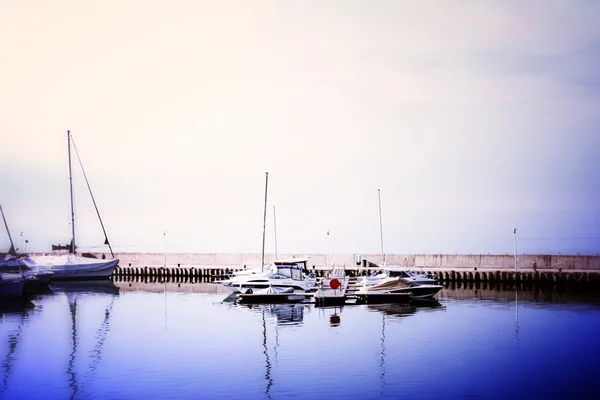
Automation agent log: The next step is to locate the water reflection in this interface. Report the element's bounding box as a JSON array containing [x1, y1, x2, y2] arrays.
[[1, 301, 35, 397], [238, 303, 305, 327], [0, 299, 35, 316], [0, 280, 119, 399], [49, 280, 120, 296], [439, 281, 600, 305], [261, 309, 273, 399], [1, 280, 600, 399], [366, 299, 445, 318], [51, 281, 115, 400]]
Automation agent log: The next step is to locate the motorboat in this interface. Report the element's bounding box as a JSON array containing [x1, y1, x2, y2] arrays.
[[237, 285, 309, 304], [214, 266, 264, 284], [355, 277, 443, 303], [221, 258, 316, 294], [359, 266, 438, 287], [385, 266, 438, 284]]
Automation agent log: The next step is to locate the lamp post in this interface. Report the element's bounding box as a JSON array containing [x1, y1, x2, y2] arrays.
[[273, 205, 278, 260], [513, 228, 517, 271], [325, 230, 330, 269], [163, 230, 167, 268]]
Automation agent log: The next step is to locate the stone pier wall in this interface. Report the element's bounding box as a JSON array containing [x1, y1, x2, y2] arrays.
[[104, 252, 600, 271]]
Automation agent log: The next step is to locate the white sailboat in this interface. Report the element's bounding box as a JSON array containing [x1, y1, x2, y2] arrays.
[[28, 131, 119, 279]]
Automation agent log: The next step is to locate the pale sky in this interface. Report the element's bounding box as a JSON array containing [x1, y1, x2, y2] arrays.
[[1, 0, 599, 255]]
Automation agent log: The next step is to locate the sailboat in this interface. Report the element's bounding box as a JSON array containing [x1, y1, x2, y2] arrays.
[[26, 131, 119, 280]]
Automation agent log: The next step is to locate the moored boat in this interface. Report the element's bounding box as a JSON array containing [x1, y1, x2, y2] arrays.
[[37, 131, 119, 280], [236, 285, 310, 304], [355, 277, 443, 303], [222, 258, 316, 294]]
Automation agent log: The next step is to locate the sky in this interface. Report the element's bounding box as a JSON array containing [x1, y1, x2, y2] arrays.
[[1, 0, 599, 256]]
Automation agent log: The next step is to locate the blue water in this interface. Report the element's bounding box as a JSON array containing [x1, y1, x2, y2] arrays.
[[1, 281, 600, 400]]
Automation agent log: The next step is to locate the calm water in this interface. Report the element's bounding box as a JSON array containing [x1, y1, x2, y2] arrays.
[[1, 281, 600, 400]]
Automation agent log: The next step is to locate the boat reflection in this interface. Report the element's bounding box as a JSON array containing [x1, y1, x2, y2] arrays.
[[49, 279, 120, 296], [365, 299, 445, 318], [237, 303, 305, 327], [0, 299, 35, 316]]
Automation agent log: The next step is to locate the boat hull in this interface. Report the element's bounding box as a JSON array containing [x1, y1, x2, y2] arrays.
[[404, 284, 444, 299], [237, 293, 309, 304], [0, 275, 25, 298], [223, 281, 315, 294], [355, 292, 412, 304]]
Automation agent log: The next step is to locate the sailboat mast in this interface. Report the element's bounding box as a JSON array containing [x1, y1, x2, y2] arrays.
[[68, 130, 76, 254], [378, 189, 385, 266], [1, 205, 23, 275], [0, 205, 16, 255], [261, 172, 269, 272]]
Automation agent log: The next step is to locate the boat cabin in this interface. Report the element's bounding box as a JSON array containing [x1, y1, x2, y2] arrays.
[[383, 266, 413, 279], [268, 259, 308, 281]]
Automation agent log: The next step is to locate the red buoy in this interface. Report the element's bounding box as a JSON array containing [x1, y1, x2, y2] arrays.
[[329, 278, 340, 290]]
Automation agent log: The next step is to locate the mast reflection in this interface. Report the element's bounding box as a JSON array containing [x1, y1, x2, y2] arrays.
[[1, 302, 34, 397], [51, 280, 119, 399]]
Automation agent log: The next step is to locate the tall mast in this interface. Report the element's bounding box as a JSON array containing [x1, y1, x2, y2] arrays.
[[378, 189, 385, 266], [68, 130, 76, 254], [0, 205, 16, 255], [1, 205, 23, 275], [261, 172, 269, 272]]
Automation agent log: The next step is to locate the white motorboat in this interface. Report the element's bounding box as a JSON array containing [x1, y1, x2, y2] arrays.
[[214, 266, 264, 284], [237, 285, 309, 303], [385, 266, 438, 284], [360, 266, 438, 287], [356, 277, 443, 303], [221, 258, 317, 294]]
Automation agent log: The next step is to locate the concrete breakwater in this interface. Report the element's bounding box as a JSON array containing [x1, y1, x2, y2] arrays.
[[107, 252, 600, 286], [111, 265, 600, 287], [106, 252, 600, 271]]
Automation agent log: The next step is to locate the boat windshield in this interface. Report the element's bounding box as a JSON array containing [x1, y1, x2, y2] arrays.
[[267, 272, 290, 279], [271, 262, 304, 280], [388, 269, 411, 278]]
